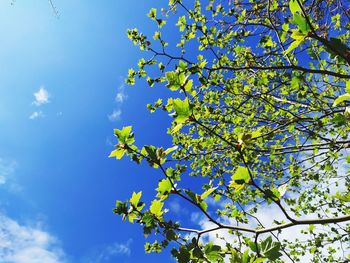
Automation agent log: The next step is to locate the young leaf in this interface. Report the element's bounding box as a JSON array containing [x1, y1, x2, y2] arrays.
[[200, 187, 217, 200], [346, 80, 350, 94], [147, 8, 157, 20], [284, 39, 302, 55], [173, 98, 191, 123], [231, 166, 250, 184], [292, 13, 310, 33], [166, 71, 181, 91], [289, 0, 302, 14], [165, 71, 188, 91], [130, 191, 142, 207], [156, 179, 173, 200], [171, 123, 183, 134], [229, 166, 250, 191], [114, 126, 134, 144], [333, 192, 350, 202], [284, 28, 309, 55], [109, 148, 126, 159], [333, 93, 350, 106], [150, 199, 164, 218], [164, 145, 178, 155]]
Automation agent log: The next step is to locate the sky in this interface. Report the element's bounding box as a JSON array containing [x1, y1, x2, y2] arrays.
[[2, 1, 347, 262], [0, 1, 178, 262]]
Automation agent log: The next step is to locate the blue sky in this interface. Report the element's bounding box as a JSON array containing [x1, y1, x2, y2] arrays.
[[0, 1, 178, 262]]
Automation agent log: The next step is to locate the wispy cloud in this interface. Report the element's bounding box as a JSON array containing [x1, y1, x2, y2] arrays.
[[108, 109, 122, 122], [29, 111, 44, 120], [0, 158, 16, 185], [108, 83, 127, 122], [193, 198, 349, 262], [115, 83, 127, 103], [115, 91, 126, 103], [96, 239, 132, 262], [0, 213, 66, 263], [33, 87, 50, 106]]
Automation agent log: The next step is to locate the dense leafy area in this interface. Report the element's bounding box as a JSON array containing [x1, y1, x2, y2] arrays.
[[111, 0, 350, 262]]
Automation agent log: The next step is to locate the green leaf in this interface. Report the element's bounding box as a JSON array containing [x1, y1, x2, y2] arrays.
[[130, 191, 142, 207], [292, 13, 310, 33], [147, 8, 157, 20], [142, 145, 157, 160], [127, 212, 138, 223], [173, 98, 191, 123], [252, 258, 265, 263], [229, 166, 250, 191], [176, 246, 191, 263], [346, 80, 350, 94], [333, 192, 350, 202], [251, 130, 262, 139], [109, 148, 126, 159], [284, 38, 303, 55], [114, 126, 134, 144], [333, 93, 350, 106], [284, 28, 308, 56], [204, 242, 222, 262], [166, 72, 179, 91], [290, 29, 307, 41], [346, 156, 350, 163], [332, 114, 346, 127], [178, 60, 187, 70], [114, 200, 128, 215], [184, 79, 193, 92], [150, 199, 164, 218], [201, 187, 217, 200], [199, 201, 208, 211], [244, 237, 258, 253], [164, 145, 178, 155], [156, 179, 173, 199], [171, 123, 183, 134], [165, 71, 188, 91], [241, 249, 250, 263], [289, 0, 302, 15], [176, 16, 186, 32], [259, 236, 282, 260], [231, 166, 250, 184]]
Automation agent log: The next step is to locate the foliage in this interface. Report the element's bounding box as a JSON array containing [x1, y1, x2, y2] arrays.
[[111, 0, 350, 262]]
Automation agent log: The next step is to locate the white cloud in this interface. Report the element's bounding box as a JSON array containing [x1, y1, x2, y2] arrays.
[[107, 83, 127, 121], [194, 200, 349, 262], [33, 87, 50, 106], [0, 159, 16, 185], [115, 92, 126, 103], [108, 109, 122, 122], [96, 239, 132, 262], [115, 84, 127, 103], [0, 213, 66, 263], [29, 111, 44, 120]]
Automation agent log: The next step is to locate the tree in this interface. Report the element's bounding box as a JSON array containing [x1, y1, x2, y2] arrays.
[[110, 0, 350, 262]]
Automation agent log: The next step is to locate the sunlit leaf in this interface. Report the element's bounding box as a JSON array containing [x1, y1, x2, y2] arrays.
[[150, 199, 164, 218], [333, 93, 350, 106], [109, 148, 126, 159], [289, 0, 302, 14]]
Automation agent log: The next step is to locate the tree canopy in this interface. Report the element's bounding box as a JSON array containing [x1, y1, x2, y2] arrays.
[[110, 0, 350, 262]]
